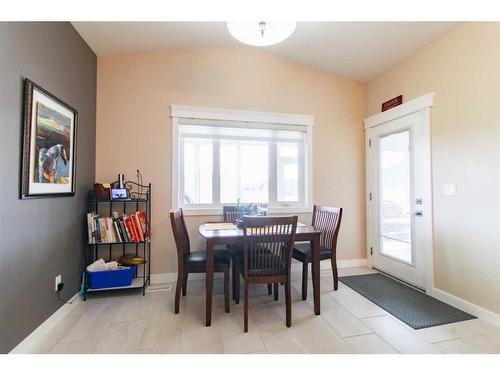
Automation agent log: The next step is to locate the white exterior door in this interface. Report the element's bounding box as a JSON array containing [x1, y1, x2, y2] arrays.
[[365, 97, 433, 290]]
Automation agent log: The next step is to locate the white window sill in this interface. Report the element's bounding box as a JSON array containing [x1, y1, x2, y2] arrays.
[[180, 206, 313, 217]]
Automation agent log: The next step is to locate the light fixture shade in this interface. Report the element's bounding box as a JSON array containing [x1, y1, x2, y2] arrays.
[[227, 22, 297, 47]]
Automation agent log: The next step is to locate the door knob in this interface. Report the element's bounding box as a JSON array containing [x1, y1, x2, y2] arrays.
[[414, 211, 423, 216]]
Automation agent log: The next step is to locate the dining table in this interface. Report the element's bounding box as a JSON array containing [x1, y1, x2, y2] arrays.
[[198, 222, 323, 326]]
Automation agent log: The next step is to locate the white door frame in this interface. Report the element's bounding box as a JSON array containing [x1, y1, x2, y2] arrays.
[[364, 93, 435, 291]]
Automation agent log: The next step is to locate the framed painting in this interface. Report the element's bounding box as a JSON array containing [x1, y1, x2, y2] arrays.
[[20, 79, 78, 198]]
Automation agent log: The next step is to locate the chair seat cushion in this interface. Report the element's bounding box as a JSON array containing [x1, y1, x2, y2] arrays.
[[292, 242, 332, 261], [184, 249, 230, 268]]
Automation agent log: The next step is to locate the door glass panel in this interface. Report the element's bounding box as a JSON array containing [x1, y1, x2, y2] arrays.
[[379, 130, 412, 263]]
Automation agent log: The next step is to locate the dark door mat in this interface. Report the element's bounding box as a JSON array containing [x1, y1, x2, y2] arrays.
[[339, 273, 476, 329]]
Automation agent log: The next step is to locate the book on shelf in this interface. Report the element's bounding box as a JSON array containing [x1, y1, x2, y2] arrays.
[[133, 214, 144, 242], [112, 212, 129, 242], [103, 217, 112, 243], [113, 220, 122, 243], [124, 215, 138, 242], [99, 217, 107, 243], [86, 213, 98, 244], [120, 217, 130, 242], [136, 211, 149, 238], [87, 210, 149, 244]]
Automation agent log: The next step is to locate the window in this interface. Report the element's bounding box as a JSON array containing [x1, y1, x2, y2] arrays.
[[171, 106, 313, 214], [183, 138, 213, 204], [219, 140, 269, 204]]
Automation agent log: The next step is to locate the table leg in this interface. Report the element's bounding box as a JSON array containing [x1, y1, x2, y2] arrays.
[[206, 239, 214, 326], [311, 234, 321, 315]]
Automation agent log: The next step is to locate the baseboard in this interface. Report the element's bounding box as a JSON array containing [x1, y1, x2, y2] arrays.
[[9, 293, 81, 354], [150, 272, 211, 284], [337, 258, 368, 268], [428, 287, 500, 327], [150, 258, 368, 285]]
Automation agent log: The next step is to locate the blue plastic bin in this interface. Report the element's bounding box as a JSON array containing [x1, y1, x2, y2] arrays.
[[87, 265, 136, 289]]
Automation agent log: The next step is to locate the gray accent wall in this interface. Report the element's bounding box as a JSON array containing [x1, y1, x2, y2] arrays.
[[0, 22, 96, 353]]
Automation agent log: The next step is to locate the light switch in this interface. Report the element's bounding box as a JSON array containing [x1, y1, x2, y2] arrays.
[[443, 183, 457, 196]]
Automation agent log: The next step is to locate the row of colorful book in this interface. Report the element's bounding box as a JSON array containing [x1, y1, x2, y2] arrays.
[[87, 211, 149, 244]]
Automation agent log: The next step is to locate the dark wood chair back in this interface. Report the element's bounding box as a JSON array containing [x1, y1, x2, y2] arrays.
[[241, 216, 298, 277], [170, 208, 190, 269], [312, 205, 343, 251], [223, 205, 243, 222]]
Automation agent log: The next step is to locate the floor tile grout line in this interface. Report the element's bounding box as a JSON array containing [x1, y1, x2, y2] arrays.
[[250, 308, 269, 355], [327, 288, 388, 319], [338, 331, 376, 339], [431, 336, 491, 354], [93, 309, 122, 354], [319, 292, 383, 336], [316, 314, 360, 354], [49, 303, 107, 351], [34, 268, 499, 354], [52, 315, 84, 353], [431, 324, 499, 353], [341, 332, 399, 354], [315, 302, 366, 341], [372, 332, 401, 354], [430, 337, 467, 345], [362, 315, 447, 353]]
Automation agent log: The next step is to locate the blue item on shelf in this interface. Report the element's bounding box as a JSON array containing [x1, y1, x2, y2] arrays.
[[87, 265, 136, 289]]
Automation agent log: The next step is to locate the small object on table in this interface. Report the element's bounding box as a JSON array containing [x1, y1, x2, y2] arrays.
[[235, 216, 258, 228]]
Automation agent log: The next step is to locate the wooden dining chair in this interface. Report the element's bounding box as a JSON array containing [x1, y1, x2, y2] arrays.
[[223, 205, 243, 223], [170, 208, 230, 314], [232, 216, 298, 332], [293, 205, 343, 300], [222, 205, 245, 298], [223, 205, 275, 298]]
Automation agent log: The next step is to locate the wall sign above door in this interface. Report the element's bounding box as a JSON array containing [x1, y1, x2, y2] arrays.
[[381, 95, 403, 112]]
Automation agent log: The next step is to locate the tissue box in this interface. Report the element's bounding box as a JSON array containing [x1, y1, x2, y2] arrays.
[[87, 265, 136, 289]]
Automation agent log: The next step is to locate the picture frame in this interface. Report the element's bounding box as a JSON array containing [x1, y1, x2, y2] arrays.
[[20, 79, 78, 198]]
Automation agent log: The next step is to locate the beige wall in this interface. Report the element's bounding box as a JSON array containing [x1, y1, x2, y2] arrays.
[[365, 23, 500, 314], [96, 46, 365, 275]]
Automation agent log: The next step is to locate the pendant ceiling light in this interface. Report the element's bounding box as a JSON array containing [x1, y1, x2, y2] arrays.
[[227, 21, 297, 47]]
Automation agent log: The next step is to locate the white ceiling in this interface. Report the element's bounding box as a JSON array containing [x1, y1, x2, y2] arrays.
[[72, 22, 457, 83]]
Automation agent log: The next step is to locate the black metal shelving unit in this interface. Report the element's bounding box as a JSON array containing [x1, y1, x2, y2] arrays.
[[83, 181, 152, 300]]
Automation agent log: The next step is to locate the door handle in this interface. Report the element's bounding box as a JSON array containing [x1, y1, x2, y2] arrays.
[[414, 210, 423, 217]]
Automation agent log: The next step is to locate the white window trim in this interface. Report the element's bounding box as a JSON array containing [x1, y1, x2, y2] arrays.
[[171, 104, 314, 216]]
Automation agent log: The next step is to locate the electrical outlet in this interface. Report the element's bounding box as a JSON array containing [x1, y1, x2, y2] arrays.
[[443, 183, 457, 196], [55, 275, 62, 292]]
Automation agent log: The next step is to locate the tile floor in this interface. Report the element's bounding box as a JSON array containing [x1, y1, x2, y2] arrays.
[[29, 267, 500, 354]]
